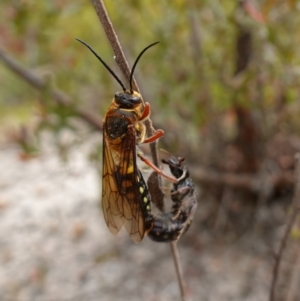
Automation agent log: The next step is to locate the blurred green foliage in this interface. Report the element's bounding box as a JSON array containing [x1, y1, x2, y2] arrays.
[[1, 0, 300, 156]]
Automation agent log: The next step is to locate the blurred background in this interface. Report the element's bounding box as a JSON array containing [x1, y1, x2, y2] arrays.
[[1, 0, 300, 300]]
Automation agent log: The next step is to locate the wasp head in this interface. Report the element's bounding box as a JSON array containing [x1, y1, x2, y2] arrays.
[[114, 90, 142, 109]]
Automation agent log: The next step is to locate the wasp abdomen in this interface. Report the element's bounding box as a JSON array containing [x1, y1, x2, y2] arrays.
[[136, 170, 153, 230], [148, 213, 183, 242]]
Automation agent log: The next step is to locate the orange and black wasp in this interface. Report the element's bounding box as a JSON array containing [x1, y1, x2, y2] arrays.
[[76, 38, 177, 243]]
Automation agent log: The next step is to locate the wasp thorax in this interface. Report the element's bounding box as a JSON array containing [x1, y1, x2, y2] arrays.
[[114, 91, 142, 109]]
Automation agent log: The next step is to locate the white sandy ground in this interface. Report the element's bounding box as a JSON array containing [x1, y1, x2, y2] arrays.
[[0, 138, 291, 301]]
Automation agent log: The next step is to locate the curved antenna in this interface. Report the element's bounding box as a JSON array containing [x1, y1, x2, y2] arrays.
[[129, 41, 159, 93], [76, 38, 126, 92]]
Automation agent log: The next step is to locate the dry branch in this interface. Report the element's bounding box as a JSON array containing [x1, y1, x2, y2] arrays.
[[90, 0, 137, 91], [191, 167, 294, 195], [286, 249, 300, 301], [0, 47, 103, 131], [269, 154, 300, 301], [171, 241, 189, 301]]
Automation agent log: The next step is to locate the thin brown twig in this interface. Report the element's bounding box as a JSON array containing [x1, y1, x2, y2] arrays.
[[171, 242, 189, 301], [0, 47, 103, 131], [190, 167, 294, 194], [90, 0, 187, 300], [90, 0, 137, 91], [269, 153, 300, 301], [286, 247, 300, 301]]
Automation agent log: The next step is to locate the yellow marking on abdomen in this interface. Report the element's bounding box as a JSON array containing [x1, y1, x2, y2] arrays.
[[127, 165, 134, 174]]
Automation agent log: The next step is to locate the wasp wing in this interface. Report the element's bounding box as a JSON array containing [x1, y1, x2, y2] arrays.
[[101, 125, 147, 243]]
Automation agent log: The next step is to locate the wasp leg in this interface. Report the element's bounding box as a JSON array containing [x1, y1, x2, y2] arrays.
[[170, 186, 193, 220], [137, 152, 178, 183], [175, 167, 189, 183], [176, 218, 193, 238], [139, 102, 151, 121], [142, 129, 164, 144], [171, 186, 191, 202]]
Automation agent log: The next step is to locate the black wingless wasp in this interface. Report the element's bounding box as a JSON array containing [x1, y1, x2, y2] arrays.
[[76, 39, 197, 243], [148, 157, 197, 242]]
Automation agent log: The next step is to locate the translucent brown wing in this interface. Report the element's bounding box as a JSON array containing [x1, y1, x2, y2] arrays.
[[101, 125, 148, 243]]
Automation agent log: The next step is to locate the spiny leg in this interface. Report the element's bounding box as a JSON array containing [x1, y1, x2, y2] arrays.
[[138, 103, 174, 182], [142, 129, 164, 144], [137, 152, 178, 183], [139, 102, 151, 121]]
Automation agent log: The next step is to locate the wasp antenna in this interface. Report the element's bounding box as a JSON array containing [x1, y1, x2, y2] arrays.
[[129, 41, 159, 94], [76, 38, 126, 92]]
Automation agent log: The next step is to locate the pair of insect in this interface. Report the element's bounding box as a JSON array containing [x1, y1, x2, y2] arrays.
[[77, 38, 197, 243]]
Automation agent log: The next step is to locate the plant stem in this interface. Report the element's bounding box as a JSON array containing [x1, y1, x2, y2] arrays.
[[0, 47, 103, 131], [171, 242, 189, 301], [269, 153, 300, 301]]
